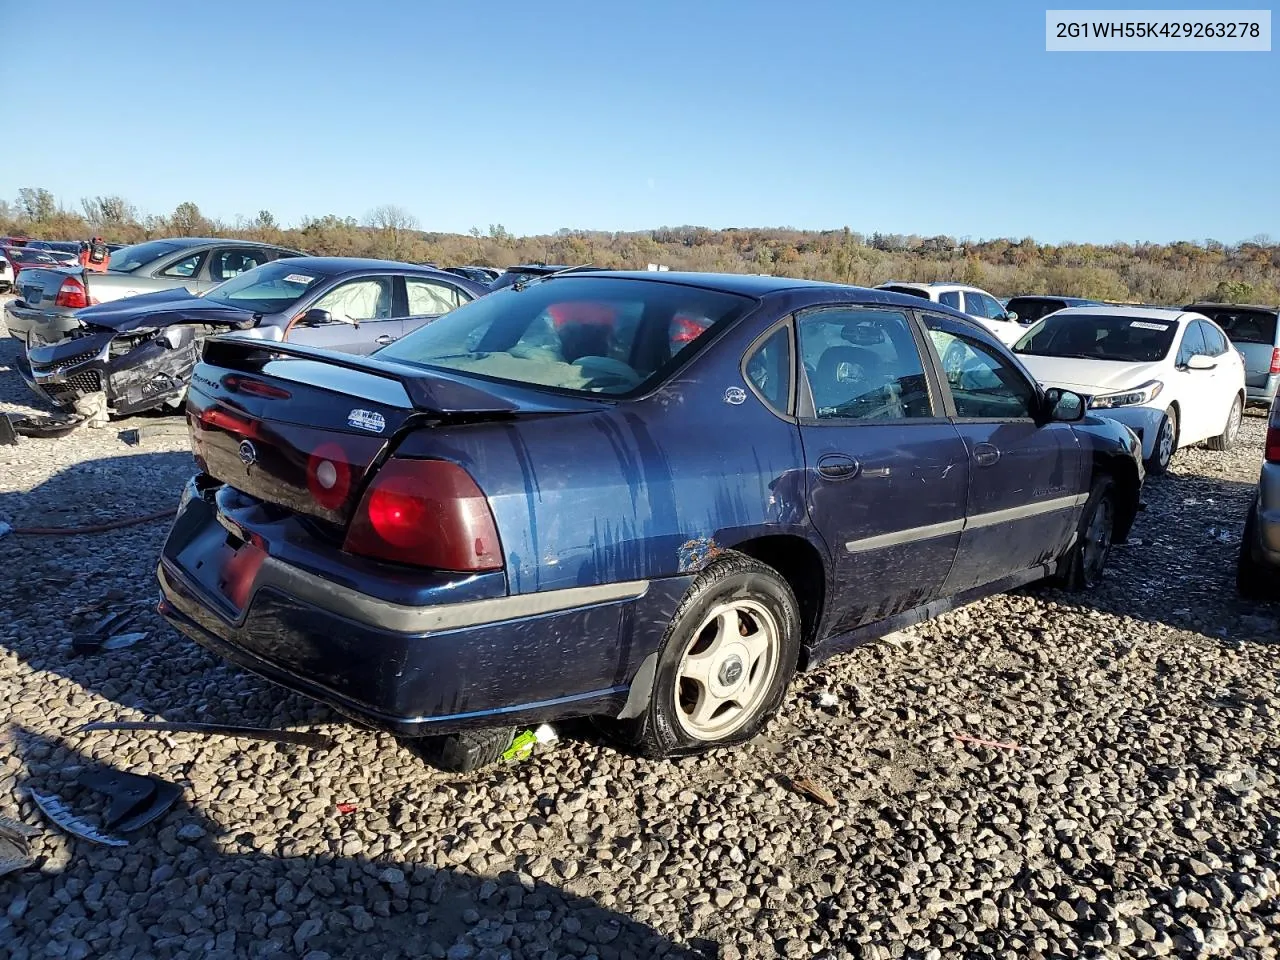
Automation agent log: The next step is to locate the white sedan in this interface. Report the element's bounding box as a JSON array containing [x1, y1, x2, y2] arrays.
[[1013, 306, 1246, 473]]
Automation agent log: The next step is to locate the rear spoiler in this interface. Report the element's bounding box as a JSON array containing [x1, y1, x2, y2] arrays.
[[199, 335, 598, 417]]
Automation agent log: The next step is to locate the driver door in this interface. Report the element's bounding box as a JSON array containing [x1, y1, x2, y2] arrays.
[[286, 276, 401, 354], [922, 313, 1086, 592]]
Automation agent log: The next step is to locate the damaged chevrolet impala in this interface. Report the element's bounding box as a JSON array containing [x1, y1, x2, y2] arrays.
[[157, 272, 1144, 768], [19, 258, 487, 419]]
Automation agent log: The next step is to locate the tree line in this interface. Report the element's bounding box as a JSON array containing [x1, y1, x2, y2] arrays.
[[3, 187, 1277, 305]]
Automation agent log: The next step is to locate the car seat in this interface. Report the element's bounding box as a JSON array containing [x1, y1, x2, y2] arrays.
[[814, 346, 883, 411]]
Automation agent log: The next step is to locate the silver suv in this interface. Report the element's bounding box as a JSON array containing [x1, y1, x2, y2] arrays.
[[1238, 392, 1280, 599]]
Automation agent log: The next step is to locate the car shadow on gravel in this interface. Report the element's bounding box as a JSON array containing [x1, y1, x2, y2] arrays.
[[1031, 468, 1278, 640], [3, 727, 713, 959]]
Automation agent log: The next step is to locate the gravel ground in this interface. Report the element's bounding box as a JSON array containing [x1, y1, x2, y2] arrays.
[[1, 300, 1277, 960]]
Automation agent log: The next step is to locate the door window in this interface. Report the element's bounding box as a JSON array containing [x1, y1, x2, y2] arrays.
[[1197, 321, 1228, 357], [211, 248, 269, 282], [405, 277, 469, 315], [1176, 322, 1208, 366], [159, 252, 205, 279], [797, 307, 934, 420], [745, 325, 792, 415], [938, 291, 961, 310], [927, 326, 1036, 419], [311, 277, 395, 323]]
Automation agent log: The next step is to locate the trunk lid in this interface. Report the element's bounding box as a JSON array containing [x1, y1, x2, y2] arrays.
[[18, 267, 84, 310], [188, 336, 596, 524]]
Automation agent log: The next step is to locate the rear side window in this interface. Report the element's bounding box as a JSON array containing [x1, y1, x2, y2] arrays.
[[160, 252, 205, 279], [938, 291, 961, 309], [379, 276, 753, 396], [745, 325, 792, 415], [211, 248, 269, 282], [406, 277, 469, 315], [797, 307, 934, 420], [1198, 309, 1278, 346]]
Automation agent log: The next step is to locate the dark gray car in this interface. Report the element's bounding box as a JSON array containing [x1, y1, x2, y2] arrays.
[[19, 257, 487, 417], [4, 237, 304, 343]]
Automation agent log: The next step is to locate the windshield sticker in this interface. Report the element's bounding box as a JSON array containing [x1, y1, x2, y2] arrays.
[[283, 273, 315, 285], [1130, 321, 1170, 331], [347, 409, 385, 433]]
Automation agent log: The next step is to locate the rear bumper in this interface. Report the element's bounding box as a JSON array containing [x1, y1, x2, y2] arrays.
[[157, 479, 676, 735], [1245, 375, 1279, 406], [2, 299, 80, 342]]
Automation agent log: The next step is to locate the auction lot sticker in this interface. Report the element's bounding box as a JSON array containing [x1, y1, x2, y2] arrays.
[[1046, 9, 1271, 50]]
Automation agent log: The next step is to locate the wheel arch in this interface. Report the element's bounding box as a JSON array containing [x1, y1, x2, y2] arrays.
[[728, 533, 829, 670], [1093, 452, 1142, 542]]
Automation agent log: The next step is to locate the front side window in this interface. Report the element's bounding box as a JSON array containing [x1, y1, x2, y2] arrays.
[[1197, 321, 1228, 356], [966, 292, 1004, 319], [378, 276, 753, 396], [1176, 322, 1208, 366], [160, 252, 205, 279], [1016, 313, 1179, 363], [406, 277, 469, 315], [928, 324, 1035, 419], [745, 325, 792, 415], [311, 277, 395, 323], [938, 291, 961, 309], [798, 307, 934, 420]]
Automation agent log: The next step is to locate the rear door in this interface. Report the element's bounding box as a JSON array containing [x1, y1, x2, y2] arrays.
[[401, 275, 473, 338], [922, 313, 1085, 593], [286, 275, 401, 354], [795, 303, 969, 634], [1196, 319, 1240, 433]]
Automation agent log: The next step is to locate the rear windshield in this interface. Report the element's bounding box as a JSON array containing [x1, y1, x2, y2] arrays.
[[107, 240, 185, 273], [1194, 308, 1278, 345], [202, 261, 328, 313], [1007, 298, 1066, 325], [1014, 313, 1179, 363], [379, 275, 755, 396]]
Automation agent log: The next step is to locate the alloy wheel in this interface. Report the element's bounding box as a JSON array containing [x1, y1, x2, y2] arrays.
[[673, 599, 781, 741], [1081, 497, 1114, 585]]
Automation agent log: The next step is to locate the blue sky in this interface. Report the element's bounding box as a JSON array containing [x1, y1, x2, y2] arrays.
[[3, 1, 1276, 242]]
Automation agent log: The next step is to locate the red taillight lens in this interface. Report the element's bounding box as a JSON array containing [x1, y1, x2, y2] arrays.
[[344, 459, 502, 571], [1270, 347, 1280, 376], [307, 441, 354, 511], [1266, 409, 1280, 463], [223, 374, 292, 399], [54, 277, 88, 309]]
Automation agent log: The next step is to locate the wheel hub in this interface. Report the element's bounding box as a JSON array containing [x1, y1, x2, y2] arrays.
[[716, 651, 745, 690]]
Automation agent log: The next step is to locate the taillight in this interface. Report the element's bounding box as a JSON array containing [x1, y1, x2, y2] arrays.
[[1267, 408, 1280, 463], [343, 459, 502, 571], [54, 277, 88, 309], [1270, 347, 1280, 376]]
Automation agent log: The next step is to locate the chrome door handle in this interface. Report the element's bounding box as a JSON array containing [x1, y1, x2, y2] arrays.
[[973, 443, 1000, 467], [375, 334, 396, 345]]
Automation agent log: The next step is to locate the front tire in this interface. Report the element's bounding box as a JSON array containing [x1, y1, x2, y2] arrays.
[[1054, 477, 1116, 590], [1208, 395, 1243, 452], [610, 552, 801, 759], [1145, 408, 1178, 475]]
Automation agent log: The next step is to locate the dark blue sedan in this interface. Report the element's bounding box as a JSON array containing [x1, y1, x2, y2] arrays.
[[157, 272, 1144, 762]]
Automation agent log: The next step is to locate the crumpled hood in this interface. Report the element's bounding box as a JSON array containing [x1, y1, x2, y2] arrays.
[[74, 293, 257, 333], [28, 330, 115, 367], [1016, 355, 1164, 395]]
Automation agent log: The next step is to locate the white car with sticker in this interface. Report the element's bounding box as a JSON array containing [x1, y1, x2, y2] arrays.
[[1013, 305, 1246, 474]]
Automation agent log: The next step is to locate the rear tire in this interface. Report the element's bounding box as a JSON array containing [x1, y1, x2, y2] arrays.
[[1237, 496, 1275, 601], [1145, 408, 1177, 475], [403, 727, 516, 773], [1053, 477, 1116, 591], [1208, 395, 1243, 452], [606, 551, 801, 759]]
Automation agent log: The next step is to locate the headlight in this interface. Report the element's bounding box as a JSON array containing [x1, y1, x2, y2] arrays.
[[1088, 380, 1164, 409]]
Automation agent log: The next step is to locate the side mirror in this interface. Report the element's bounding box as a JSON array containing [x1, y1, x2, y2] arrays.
[[1005, 311, 1018, 323], [1044, 387, 1086, 423], [1186, 353, 1217, 371], [298, 308, 333, 327]]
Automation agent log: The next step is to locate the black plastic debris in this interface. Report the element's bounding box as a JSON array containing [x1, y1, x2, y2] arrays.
[[78, 721, 336, 750], [72, 611, 144, 655], [118, 424, 190, 446], [0, 415, 17, 446], [0, 813, 40, 876], [30, 790, 129, 847], [9, 413, 87, 439], [77, 769, 181, 834]]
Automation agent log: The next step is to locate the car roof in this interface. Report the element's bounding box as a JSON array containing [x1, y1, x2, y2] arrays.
[[878, 281, 988, 294], [278, 256, 472, 276], [1184, 301, 1279, 314], [1051, 304, 1196, 323], [1009, 294, 1099, 303]]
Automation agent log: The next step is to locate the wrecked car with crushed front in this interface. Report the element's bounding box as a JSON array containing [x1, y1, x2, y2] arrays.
[[19, 258, 488, 419], [156, 272, 1145, 767]]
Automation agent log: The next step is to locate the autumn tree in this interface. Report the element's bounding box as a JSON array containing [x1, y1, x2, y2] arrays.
[[17, 187, 56, 222]]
